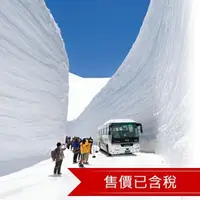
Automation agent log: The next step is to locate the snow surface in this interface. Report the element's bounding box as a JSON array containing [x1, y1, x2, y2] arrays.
[[1, 149, 199, 200], [67, 0, 192, 167], [68, 73, 109, 121], [0, 0, 68, 175], [0, 149, 173, 200]]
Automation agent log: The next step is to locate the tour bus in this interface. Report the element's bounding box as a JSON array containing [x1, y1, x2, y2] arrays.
[[97, 119, 143, 155]]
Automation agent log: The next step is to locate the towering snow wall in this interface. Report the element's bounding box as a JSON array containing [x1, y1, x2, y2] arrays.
[[68, 0, 192, 166], [0, 0, 69, 175]]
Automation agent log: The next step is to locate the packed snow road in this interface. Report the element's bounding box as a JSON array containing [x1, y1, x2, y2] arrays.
[[0, 148, 184, 200]]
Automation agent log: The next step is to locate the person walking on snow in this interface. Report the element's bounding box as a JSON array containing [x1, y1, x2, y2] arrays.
[[71, 138, 74, 151], [77, 138, 82, 161], [52, 142, 66, 175], [72, 137, 80, 163], [65, 136, 71, 149], [88, 137, 93, 154], [84, 138, 91, 164], [79, 138, 88, 167]]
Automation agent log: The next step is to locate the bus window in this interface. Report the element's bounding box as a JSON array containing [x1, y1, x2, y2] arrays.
[[112, 131, 121, 139], [128, 125, 133, 132], [111, 123, 139, 138], [134, 127, 140, 137], [136, 123, 143, 133], [106, 126, 109, 135], [122, 125, 129, 131], [108, 127, 112, 135]]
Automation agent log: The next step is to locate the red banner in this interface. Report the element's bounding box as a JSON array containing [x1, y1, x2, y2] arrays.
[[68, 168, 200, 196]]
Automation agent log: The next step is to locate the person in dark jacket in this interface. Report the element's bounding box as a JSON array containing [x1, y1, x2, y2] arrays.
[[88, 137, 93, 154], [53, 142, 66, 175], [72, 137, 80, 163], [77, 138, 82, 161], [65, 136, 71, 149], [65, 136, 70, 144], [71, 138, 74, 151]]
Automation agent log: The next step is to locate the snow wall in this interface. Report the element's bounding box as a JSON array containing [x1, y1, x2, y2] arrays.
[[0, 0, 69, 175], [68, 0, 192, 166]]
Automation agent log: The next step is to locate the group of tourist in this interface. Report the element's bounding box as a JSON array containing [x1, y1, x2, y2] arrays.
[[51, 136, 94, 175]]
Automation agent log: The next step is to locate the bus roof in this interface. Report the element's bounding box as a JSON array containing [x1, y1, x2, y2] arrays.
[[103, 119, 136, 126], [97, 119, 141, 131]]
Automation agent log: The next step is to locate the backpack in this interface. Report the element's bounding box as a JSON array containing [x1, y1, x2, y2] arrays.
[[51, 148, 57, 161]]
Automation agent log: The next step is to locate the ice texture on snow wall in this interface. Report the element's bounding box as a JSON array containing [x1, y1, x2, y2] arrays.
[[0, 0, 69, 173], [68, 0, 191, 166]]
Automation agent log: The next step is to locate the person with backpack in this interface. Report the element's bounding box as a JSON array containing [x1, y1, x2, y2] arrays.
[[72, 137, 80, 163], [51, 142, 66, 175]]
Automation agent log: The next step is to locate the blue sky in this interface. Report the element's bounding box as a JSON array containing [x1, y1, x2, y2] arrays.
[[45, 0, 150, 77]]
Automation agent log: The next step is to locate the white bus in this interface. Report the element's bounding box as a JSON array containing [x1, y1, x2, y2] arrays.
[[97, 119, 143, 155]]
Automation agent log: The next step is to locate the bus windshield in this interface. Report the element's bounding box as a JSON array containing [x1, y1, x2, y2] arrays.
[[110, 123, 140, 140]]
